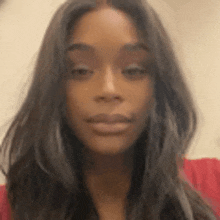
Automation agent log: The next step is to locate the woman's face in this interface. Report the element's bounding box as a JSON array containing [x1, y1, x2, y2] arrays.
[[65, 7, 154, 155]]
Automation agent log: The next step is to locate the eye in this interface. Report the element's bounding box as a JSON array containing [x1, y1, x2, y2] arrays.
[[122, 64, 148, 78], [72, 69, 90, 75], [70, 65, 93, 77]]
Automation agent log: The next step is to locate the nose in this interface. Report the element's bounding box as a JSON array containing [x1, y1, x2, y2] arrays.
[[95, 66, 122, 103]]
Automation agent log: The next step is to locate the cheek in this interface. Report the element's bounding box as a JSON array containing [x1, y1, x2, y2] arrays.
[[66, 81, 88, 113], [128, 81, 154, 134], [65, 84, 84, 127], [65, 95, 87, 141], [130, 79, 154, 112]]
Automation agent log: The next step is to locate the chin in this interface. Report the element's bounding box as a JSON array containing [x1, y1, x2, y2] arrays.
[[85, 141, 134, 156]]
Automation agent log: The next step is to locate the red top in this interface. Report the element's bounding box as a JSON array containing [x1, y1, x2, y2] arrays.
[[0, 158, 220, 219]]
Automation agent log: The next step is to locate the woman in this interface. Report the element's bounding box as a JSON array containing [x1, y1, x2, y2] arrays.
[[0, 0, 219, 219]]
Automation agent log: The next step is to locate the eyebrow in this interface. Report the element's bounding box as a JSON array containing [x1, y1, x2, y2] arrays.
[[67, 42, 149, 52]]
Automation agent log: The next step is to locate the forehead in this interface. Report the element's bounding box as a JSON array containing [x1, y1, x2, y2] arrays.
[[68, 7, 140, 43], [67, 7, 149, 58]]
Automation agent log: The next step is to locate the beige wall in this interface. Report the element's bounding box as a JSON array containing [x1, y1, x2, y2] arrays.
[[0, 0, 219, 184], [149, 0, 220, 159], [175, 0, 220, 159]]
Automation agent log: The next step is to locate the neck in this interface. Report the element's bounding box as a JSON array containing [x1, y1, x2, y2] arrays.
[[82, 147, 134, 175], [82, 147, 134, 202]]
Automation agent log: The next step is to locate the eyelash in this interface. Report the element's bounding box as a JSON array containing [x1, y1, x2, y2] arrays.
[[122, 66, 148, 76], [71, 68, 93, 76], [70, 65, 148, 78]]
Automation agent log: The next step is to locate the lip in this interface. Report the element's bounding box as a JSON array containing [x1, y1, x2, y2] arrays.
[[89, 122, 131, 134], [86, 113, 133, 123], [86, 113, 133, 135]]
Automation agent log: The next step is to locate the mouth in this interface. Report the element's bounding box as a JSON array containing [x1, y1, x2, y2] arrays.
[[85, 113, 133, 135], [88, 122, 131, 135], [86, 113, 133, 123]]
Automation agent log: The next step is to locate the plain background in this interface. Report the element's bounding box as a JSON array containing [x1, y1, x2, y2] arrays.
[[0, 0, 220, 184]]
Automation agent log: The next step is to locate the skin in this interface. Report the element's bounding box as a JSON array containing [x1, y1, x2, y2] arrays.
[[65, 5, 154, 219]]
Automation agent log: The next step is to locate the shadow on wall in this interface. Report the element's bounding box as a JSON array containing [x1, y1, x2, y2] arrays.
[[0, 0, 4, 7]]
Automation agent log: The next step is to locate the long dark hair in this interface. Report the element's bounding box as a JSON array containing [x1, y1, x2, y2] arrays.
[[0, 0, 217, 219]]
